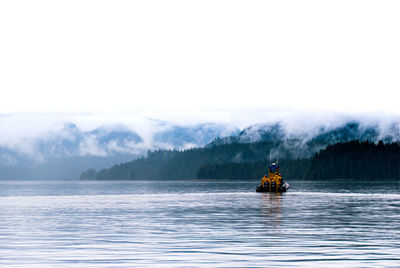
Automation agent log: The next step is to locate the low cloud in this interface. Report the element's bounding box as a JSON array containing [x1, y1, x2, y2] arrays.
[[0, 153, 17, 167], [0, 112, 400, 163], [78, 135, 108, 157], [0, 113, 239, 161]]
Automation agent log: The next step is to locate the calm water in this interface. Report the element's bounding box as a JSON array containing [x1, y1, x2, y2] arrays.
[[0, 180, 400, 267]]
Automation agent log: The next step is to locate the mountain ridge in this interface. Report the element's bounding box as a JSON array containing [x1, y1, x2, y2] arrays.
[[0, 121, 238, 179], [81, 120, 400, 180], [1, 118, 400, 180]]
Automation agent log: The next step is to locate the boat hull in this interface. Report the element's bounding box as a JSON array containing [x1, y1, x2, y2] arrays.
[[256, 182, 290, 193]]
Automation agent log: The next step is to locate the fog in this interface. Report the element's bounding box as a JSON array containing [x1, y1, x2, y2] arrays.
[[1, 111, 400, 160]]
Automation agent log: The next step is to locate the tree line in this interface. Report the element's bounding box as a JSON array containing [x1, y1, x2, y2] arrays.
[[80, 140, 400, 180]]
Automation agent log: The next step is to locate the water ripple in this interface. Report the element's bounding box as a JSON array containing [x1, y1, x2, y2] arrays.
[[0, 180, 399, 267]]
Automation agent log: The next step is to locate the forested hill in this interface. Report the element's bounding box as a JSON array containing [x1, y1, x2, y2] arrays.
[[306, 141, 400, 180], [80, 140, 295, 180], [80, 121, 378, 180], [81, 141, 400, 180], [199, 141, 400, 180]]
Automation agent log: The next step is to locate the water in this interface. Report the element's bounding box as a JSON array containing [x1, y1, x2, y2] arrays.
[[0, 180, 400, 267]]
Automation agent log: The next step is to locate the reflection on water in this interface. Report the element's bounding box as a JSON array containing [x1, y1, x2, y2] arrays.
[[0, 180, 399, 267], [261, 192, 282, 228]]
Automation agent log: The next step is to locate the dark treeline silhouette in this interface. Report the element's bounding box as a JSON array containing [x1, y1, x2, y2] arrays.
[[199, 141, 400, 180], [80, 140, 400, 180], [197, 159, 310, 180], [306, 141, 400, 180], [82, 141, 287, 180]]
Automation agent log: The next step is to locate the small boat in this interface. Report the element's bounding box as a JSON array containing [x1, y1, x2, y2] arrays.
[[256, 162, 290, 192], [256, 182, 290, 193]]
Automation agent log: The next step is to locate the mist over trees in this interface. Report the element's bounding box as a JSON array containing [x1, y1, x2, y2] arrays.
[[82, 141, 287, 180], [2, 117, 400, 180], [81, 140, 400, 181], [0, 121, 237, 179]]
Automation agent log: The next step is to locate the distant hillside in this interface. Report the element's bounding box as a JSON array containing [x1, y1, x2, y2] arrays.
[[82, 141, 286, 180], [306, 141, 400, 180], [80, 120, 400, 180], [82, 139, 400, 181], [212, 121, 393, 146], [2, 117, 400, 180], [192, 141, 400, 180], [0, 122, 238, 179]]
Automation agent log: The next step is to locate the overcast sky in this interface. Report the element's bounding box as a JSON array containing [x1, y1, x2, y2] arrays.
[[1, 0, 400, 121]]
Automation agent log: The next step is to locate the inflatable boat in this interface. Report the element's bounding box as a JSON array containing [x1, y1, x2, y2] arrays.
[[256, 162, 290, 193], [256, 182, 290, 192]]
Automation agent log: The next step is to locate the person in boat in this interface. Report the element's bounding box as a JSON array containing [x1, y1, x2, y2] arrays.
[[259, 162, 282, 191], [260, 172, 270, 189], [269, 162, 278, 174], [270, 163, 283, 185]]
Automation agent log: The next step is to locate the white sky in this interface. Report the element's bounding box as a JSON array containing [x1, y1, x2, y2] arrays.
[[1, 0, 400, 119]]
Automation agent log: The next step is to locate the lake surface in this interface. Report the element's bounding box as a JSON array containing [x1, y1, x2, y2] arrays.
[[0, 180, 400, 267]]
